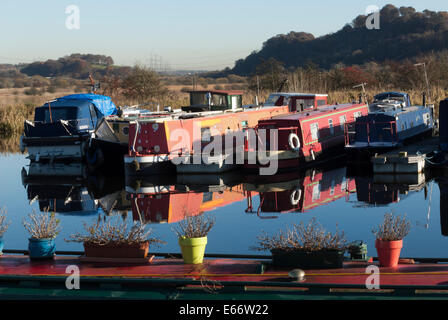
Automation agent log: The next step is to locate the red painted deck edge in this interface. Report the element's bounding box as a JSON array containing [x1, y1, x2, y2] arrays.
[[1, 255, 448, 287]]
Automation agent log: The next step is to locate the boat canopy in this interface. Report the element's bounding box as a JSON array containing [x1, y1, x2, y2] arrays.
[[373, 92, 411, 107], [56, 94, 117, 117]]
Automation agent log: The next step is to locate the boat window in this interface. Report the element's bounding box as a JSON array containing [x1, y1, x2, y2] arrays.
[[296, 98, 314, 111], [34, 106, 78, 123], [312, 183, 321, 201], [330, 180, 335, 196], [89, 104, 98, 127], [341, 177, 347, 191], [310, 123, 319, 140], [191, 92, 228, 108], [203, 192, 213, 203], [317, 99, 326, 106], [339, 115, 347, 131], [264, 94, 282, 107], [328, 119, 334, 135]]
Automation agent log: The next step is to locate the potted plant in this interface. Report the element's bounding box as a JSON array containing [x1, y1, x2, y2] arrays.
[[23, 211, 60, 259], [66, 215, 165, 259], [0, 208, 11, 255], [372, 213, 411, 268], [253, 218, 347, 269], [173, 214, 215, 265]]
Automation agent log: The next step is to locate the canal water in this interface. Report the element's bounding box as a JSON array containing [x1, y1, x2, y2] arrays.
[[0, 149, 446, 259]]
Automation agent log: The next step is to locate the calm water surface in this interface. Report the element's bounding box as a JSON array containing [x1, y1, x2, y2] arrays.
[[0, 151, 446, 259]]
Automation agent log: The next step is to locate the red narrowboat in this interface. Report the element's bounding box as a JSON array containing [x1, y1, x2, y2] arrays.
[[124, 91, 328, 175], [245, 103, 369, 172]]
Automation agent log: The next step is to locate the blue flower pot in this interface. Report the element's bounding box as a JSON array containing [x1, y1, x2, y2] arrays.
[[28, 238, 56, 259]]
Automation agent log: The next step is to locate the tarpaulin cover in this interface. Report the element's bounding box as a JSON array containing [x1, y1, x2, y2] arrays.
[[57, 94, 117, 116]]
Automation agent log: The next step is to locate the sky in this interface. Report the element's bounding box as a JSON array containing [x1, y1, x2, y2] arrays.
[[0, 0, 447, 71]]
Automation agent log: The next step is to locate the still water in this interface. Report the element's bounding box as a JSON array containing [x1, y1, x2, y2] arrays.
[[0, 150, 446, 259]]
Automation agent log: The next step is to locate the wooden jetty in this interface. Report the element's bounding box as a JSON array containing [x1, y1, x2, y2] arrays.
[[371, 137, 438, 174]]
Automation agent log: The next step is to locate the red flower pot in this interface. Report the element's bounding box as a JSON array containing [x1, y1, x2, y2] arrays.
[[375, 239, 403, 268]]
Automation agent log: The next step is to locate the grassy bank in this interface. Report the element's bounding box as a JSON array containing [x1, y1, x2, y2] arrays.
[[0, 86, 445, 139], [0, 104, 35, 137]]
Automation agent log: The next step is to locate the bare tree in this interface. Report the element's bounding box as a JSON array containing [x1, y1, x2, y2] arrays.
[[121, 65, 169, 105]]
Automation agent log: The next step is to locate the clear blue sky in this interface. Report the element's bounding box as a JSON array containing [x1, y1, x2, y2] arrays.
[[0, 0, 447, 70]]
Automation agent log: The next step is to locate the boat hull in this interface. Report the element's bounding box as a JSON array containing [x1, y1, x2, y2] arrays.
[[124, 154, 176, 176], [23, 135, 89, 162]]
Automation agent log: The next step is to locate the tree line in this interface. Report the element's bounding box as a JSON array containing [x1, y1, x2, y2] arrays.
[[231, 5, 448, 76]]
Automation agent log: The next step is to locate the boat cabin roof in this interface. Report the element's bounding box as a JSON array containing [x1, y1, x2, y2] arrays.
[[270, 92, 328, 98], [182, 90, 243, 112], [186, 90, 243, 96], [262, 103, 365, 123], [373, 92, 408, 101]]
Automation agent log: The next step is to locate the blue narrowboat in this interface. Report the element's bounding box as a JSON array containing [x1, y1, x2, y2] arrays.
[[20, 94, 117, 162], [345, 92, 434, 158]]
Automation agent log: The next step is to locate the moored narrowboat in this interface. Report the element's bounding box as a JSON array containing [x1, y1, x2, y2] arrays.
[[124, 91, 328, 176], [262, 92, 328, 111], [345, 92, 434, 160], [244, 102, 369, 172], [20, 94, 118, 162]]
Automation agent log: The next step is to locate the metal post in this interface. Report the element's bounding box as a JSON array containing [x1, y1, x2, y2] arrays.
[[414, 63, 431, 105]]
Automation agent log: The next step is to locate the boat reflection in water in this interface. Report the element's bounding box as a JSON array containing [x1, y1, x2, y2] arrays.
[[20, 160, 448, 242], [125, 172, 247, 224], [437, 177, 448, 236], [354, 173, 428, 207], [21, 162, 127, 216], [243, 166, 356, 217]]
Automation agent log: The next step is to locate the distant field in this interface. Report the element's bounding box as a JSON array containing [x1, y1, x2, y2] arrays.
[[0, 87, 77, 107]]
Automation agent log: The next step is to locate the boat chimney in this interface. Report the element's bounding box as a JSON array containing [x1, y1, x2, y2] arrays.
[[422, 91, 427, 107], [254, 96, 259, 106]]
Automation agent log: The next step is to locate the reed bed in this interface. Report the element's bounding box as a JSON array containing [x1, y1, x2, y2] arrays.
[[0, 104, 35, 137]]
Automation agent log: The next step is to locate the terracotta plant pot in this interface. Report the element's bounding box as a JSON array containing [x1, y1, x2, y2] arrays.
[[83, 241, 150, 259], [375, 239, 403, 267]]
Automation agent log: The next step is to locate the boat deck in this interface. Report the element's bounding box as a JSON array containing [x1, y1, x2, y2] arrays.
[[2, 252, 448, 299]]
